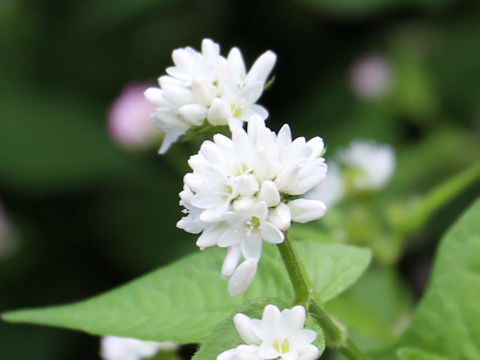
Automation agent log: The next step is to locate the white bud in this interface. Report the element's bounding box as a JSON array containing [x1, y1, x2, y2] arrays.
[[287, 199, 326, 223], [267, 203, 291, 231], [258, 180, 280, 207], [228, 258, 258, 297]]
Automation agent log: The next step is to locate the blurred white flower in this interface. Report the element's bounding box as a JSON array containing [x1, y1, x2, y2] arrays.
[[350, 53, 393, 100], [100, 336, 177, 360], [339, 140, 395, 190], [178, 116, 327, 296], [145, 39, 276, 153], [108, 83, 161, 149], [305, 162, 344, 207], [217, 305, 319, 360]]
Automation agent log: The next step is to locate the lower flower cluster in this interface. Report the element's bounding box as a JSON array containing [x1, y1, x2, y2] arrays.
[[218, 305, 319, 360], [177, 116, 328, 296]]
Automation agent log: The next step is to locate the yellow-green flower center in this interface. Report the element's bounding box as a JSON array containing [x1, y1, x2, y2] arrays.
[[273, 338, 290, 354], [231, 103, 243, 118]]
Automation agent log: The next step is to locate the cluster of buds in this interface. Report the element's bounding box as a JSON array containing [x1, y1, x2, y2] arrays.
[[144, 39, 276, 153], [177, 116, 328, 296]]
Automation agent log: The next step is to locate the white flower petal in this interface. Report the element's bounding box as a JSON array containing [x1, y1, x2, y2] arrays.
[[260, 222, 284, 244], [258, 180, 280, 207], [290, 329, 317, 346], [227, 47, 247, 83], [217, 348, 238, 360], [258, 343, 280, 359], [245, 50, 277, 86], [241, 234, 263, 261], [261, 304, 281, 328], [179, 103, 207, 126], [192, 78, 217, 105], [228, 258, 258, 296], [233, 314, 262, 345], [196, 223, 227, 249], [144, 88, 164, 105], [207, 98, 230, 126], [222, 245, 242, 278], [287, 199, 327, 223], [218, 228, 244, 248], [298, 344, 320, 360], [267, 203, 291, 232], [280, 306, 306, 334]]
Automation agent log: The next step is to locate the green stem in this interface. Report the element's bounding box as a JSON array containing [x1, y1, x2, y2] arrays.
[[388, 159, 480, 263], [277, 238, 311, 305], [400, 159, 480, 237], [277, 236, 369, 360]]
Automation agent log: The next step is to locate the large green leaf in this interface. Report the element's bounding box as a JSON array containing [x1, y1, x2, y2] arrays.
[[192, 298, 325, 360], [371, 199, 480, 359], [2, 239, 370, 344]]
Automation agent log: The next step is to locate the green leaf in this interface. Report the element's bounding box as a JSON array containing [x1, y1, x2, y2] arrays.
[[396, 347, 449, 360], [192, 298, 325, 360], [326, 266, 414, 351], [2, 239, 370, 343], [371, 199, 480, 359]]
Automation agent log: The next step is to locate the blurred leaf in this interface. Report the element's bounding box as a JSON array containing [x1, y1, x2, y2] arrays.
[[390, 43, 439, 123], [77, 0, 178, 29], [371, 198, 480, 359], [428, 19, 480, 117], [398, 159, 480, 237], [386, 127, 480, 197], [0, 85, 126, 192], [2, 239, 370, 343], [327, 266, 413, 351], [298, 0, 454, 17], [396, 347, 449, 360], [192, 297, 325, 360], [299, 0, 395, 17]]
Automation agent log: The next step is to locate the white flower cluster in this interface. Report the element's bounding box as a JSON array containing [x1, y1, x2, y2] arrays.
[[145, 39, 276, 153], [306, 140, 396, 207], [100, 336, 177, 360], [338, 140, 395, 190], [177, 116, 327, 296], [218, 305, 319, 360]]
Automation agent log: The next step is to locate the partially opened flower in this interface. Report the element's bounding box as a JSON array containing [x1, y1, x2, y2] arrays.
[[100, 336, 177, 360], [178, 116, 328, 296], [338, 140, 395, 190], [145, 39, 276, 153], [217, 305, 319, 360]]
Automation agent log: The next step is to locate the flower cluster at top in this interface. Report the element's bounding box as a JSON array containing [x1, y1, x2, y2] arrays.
[[144, 39, 276, 153], [177, 115, 328, 296], [218, 304, 319, 360]]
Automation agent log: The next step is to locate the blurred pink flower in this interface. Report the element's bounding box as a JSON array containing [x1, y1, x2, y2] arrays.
[[108, 83, 162, 149], [350, 53, 393, 100]]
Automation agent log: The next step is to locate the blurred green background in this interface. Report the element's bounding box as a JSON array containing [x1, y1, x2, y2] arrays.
[[1, 0, 479, 359]]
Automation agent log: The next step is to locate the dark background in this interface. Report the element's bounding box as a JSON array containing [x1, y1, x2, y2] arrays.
[[1, 0, 479, 358]]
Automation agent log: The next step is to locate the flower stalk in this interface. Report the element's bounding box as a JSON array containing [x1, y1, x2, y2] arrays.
[[277, 236, 369, 360]]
